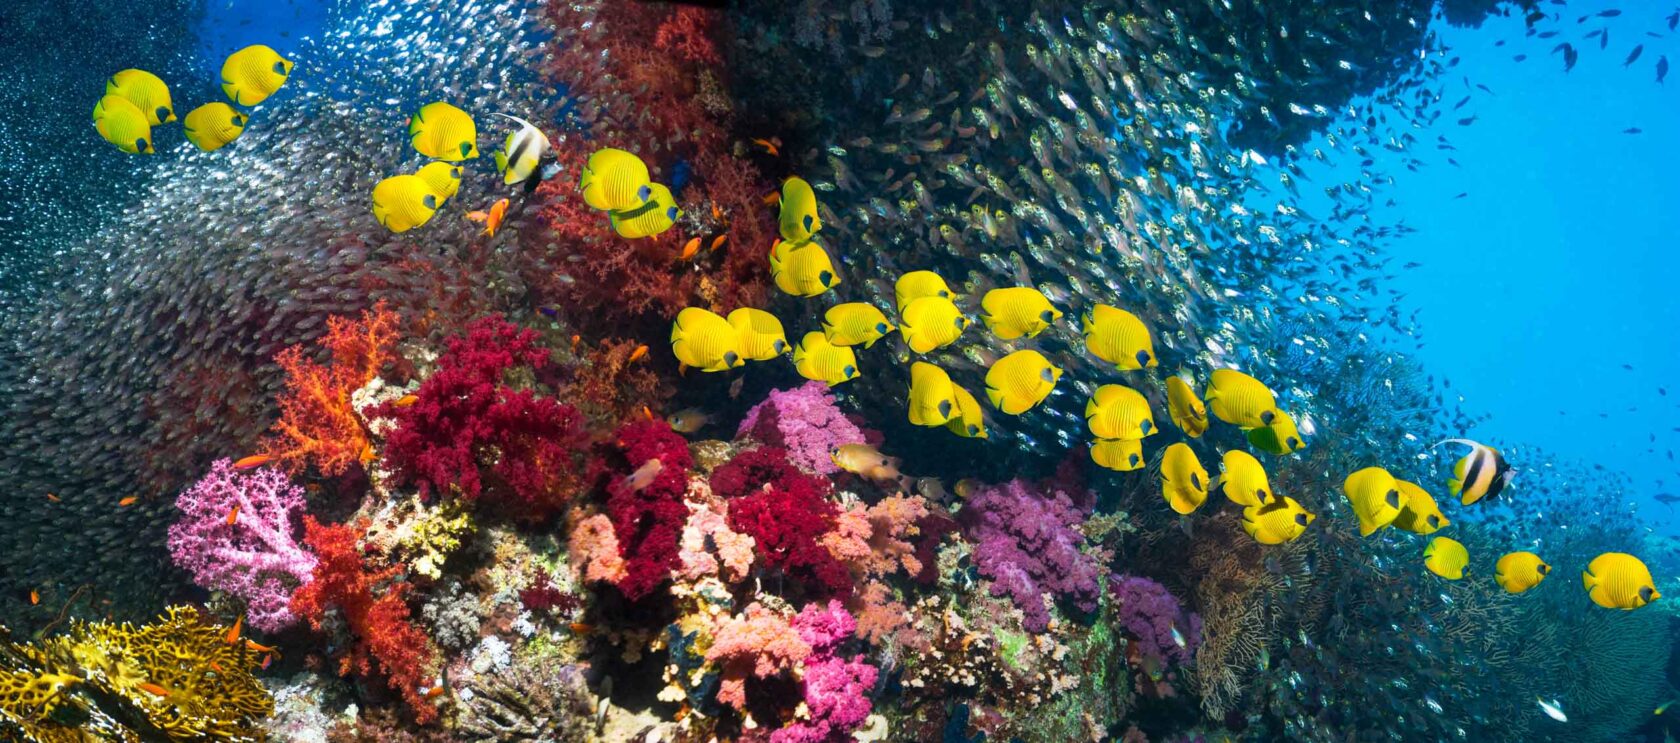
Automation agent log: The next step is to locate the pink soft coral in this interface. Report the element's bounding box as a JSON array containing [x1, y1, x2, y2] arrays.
[[704, 602, 811, 711], [167, 459, 316, 633], [736, 382, 867, 476]]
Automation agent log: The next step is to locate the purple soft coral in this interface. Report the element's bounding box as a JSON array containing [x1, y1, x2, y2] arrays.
[[771, 601, 879, 743], [1110, 574, 1201, 666], [167, 459, 317, 632], [960, 478, 1102, 633], [736, 382, 866, 475]]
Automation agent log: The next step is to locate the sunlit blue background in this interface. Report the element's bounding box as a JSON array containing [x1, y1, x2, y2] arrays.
[[1342, 4, 1679, 533]]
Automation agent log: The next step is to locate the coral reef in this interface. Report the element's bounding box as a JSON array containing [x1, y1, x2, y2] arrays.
[[167, 459, 317, 633], [1109, 574, 1200, 668], [289, 518, 439, 724], [773, 601, 878, 743], [456, 659, 593, 742]]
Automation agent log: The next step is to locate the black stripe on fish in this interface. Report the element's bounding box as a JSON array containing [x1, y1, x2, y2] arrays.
[[506, 133, 535, 175], [1462, 450, 1488, 496]]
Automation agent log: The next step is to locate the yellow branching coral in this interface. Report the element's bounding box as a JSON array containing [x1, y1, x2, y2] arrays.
[[0, 606, 272, 742], [397, 499, 475, 580]]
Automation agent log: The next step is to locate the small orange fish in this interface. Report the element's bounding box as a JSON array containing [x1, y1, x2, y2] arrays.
[[393, 394, 419, 408], [569, 622, 594, 635], [424, 685, 446, 700], [751, 137, 780, 156], [641, 405, 655, 421], [245, 640, 280, 657], [709, 234, 728, 251], [570, 334, 582, 352], [209, 661, 225, 673], [225, 615, 243, 645], [710, 203, 724, 221], [226, 505, 239, 527], [260, 655, 273, 670], [466, 198, 510, 237], [762, 191, 781, 206], [628, 344, 649, 364], [359, 443, 376, 464], [46, 492, 60, 503], [137, 682, 170, 697], [232, 454, 272, 470], [29, 590, 39, 605], [680, 237, 701, 260], [118, 496, 138, 507]]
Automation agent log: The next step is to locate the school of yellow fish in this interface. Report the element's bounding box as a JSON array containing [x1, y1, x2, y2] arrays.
[[664, 172, 1661, 611], [93, 45, 291, 156]]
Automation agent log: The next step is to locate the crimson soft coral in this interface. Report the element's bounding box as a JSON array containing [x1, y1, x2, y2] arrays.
[[588, 419, 693, 601], [289, 517, 438, 724], [721, 448, 852, 598], [374, 315, 586, 518]]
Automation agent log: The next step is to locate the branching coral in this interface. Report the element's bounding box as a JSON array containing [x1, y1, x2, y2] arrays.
[[258, 302, 400, 476], [587, 419, 693, 600], [653, 5, 723, 65], [374, 316, 586, 517], [395, 499, 474, 581], [703, 602, 810, 711], [959, 478, 1101, 633], [736, 382, 867, 476], [721, 448, 852, 597], [0, 606, 272, 742], [289, 518, 439, 724], [167, 459, 316, 633]]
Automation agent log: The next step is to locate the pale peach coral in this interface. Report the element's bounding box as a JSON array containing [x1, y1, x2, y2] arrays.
[[568, 513, 628, 584], [823, 494, 929, 579], [704, 602, 811, 710], [677, 499, 756, 584]]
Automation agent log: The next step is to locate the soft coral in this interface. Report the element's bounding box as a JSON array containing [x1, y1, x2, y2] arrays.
[[720, 448, 852, 598], [258, 303, 399, 476], [374, 316, 586, 518], [290, 517, 438, 724], [587, 419, 693, 601]]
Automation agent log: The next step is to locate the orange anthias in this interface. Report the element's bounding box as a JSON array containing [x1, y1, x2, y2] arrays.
[[627, 344, 649, 364], [232, 454, 273, 470], [680, 237, 701, 260], [225, 615, 243, 645], [466, 198, 510, 237]]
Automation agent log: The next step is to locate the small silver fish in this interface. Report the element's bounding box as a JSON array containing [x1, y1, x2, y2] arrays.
[[1537, 697, 1567, 722]]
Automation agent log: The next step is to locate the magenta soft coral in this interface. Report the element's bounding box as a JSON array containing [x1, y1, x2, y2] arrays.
[[374, 316, 586, 518], [587, 419, 693, 601], [290, 518, 438, 724], [719, 448, 852, 597], [772, 601, 878, 743], [736, 382, 866, 476]]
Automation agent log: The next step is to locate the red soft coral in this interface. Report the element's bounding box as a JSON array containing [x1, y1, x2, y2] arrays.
[[722, 448, 851, 598], [587, 419, 693, 601], [654, 5, 722, 65], [290, 517, 438, 724], [374, 316, 586, 518], [258, 303, 399, 476]]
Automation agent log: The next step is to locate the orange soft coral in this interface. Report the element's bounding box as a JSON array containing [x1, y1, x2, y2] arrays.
[[258, 303, 399, 476]]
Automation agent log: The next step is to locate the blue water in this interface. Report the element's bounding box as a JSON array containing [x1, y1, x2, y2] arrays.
[[194, 0, 328, 65], [1368, 4, 1680, 533]]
